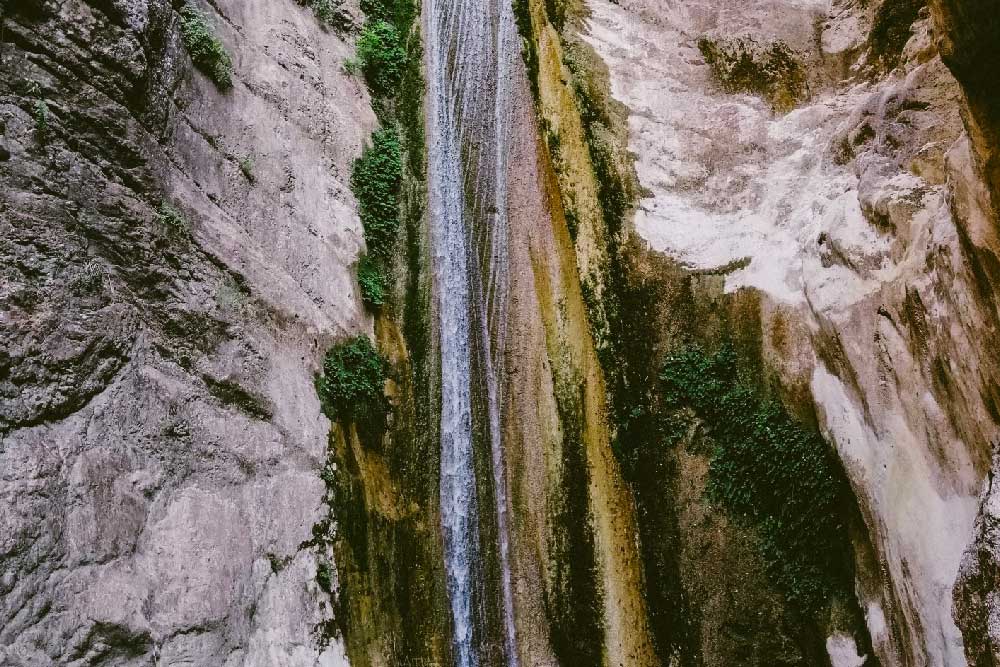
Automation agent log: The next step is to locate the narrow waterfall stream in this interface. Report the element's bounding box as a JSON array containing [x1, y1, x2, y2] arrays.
[[425, 0, 519, 661]]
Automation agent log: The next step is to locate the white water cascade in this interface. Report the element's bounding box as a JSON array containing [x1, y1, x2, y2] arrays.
[[425, 0, 519, 660]]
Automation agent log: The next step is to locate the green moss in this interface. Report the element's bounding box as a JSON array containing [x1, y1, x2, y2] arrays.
[[358, 254, 388, 307], [317, 336, 387, 423], [697, 36, 807, 112], [316, 559, 335, 593], [512, 0, 540, 99], [545, 376, 606, 666], [868, 0, 924, 69], [203, 375, 272, 420], [239, 156, 255, 183], [658, 344, 853, 611], [180, 3, 233, 89], [357, 20, 407, 97]]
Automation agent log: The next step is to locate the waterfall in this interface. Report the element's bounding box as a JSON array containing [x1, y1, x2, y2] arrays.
[[425, 0, 519, 659]]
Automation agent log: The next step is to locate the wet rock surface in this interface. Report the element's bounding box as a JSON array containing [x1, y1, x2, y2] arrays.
[[581, 0, 1000, 664], [0, 0, 371, 663]]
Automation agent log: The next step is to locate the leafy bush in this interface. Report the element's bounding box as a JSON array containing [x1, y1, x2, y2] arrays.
[[298, 0, 349, 27], [697, 36, 806, 112], [180, 4, 233, 89], [351, 127, 402, 259], [358, 254, 388, 307], [317, 336, 387, 421], [33, 99, 48, 139], [659, 344, 851, 610], [357, 20, 406, 96], [158, 202, 190, 235]]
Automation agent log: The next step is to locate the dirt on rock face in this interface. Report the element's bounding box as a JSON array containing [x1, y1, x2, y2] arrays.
[[0, 0, 372, 663]]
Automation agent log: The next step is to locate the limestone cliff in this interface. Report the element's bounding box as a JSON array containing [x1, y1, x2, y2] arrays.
[[4, 0, 1000, 665], [564, 0, 1000, 663], [0, 0, 372, 663]]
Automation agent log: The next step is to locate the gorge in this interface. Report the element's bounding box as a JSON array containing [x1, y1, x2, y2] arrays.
[[1, 0, 1000, 665]]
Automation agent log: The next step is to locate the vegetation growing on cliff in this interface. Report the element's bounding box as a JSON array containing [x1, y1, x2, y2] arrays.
[[868, 0, 923, 69], [658, 344, 854, 610], [33, 99, 48, 139], [352, 127, 403, 256], [350, 122, 402, 309], [312, 0, 442, 660], [158, 203, 190, 237], [180, 4, 233, 89], [297, 0, 350, 28], [357, 20, 407, 97], [316, 336, 387, 422], [697, 36, 807, 112], [357, 254, 388, 306]]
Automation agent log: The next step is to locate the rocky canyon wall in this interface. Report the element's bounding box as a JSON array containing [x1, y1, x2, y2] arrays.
[[4, 0, 1000, 664], [0, 0, 373, 663], [549, 0, 1000, 664]]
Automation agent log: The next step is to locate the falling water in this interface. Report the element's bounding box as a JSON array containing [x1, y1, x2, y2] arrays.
[[425, 0, 519, 658]]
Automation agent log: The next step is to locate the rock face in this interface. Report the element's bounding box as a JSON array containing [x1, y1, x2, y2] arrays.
[[0, 0, 371, 663], [579, 0, 1000, 664]]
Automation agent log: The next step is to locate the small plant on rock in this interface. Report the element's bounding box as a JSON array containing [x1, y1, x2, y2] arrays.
[[239, 156, 255, 183], [317, 336, 387, 422], [33, 99, 48, 139], [357, 254, 388, 307], [158, 202, 190, 236], [180, 3, 234, 89]]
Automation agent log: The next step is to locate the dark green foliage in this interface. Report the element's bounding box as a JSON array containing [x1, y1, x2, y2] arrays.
[[297, 0, 349, 27], [869, 0, 924, 69], [158, 203, 189, 236], [359, 0, 416, 27], [697, 36, 807, 111], [316, 560, 334, 593], [33, 99, 48, 135], [180, 4, 233, 89], [358, 254, 388, 307], [357, 20, 406, 97], [351, 127, 403, 259], [317, 336, 387, 422], [659, 344, 852, 610]]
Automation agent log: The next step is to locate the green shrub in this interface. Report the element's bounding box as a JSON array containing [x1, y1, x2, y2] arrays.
[[158, 202, 190, 235], [180, 4, 233, 89], [357, 20, 406, 96], [351, 127, 402, 259], [697, 36, 806, 112], [358, 254, 388, 307], [317, 336, 387, 422], [33, 99, 48, 137], [316, 559, 334, 592], [658, 344, 851, 610], [298, 0, 348, 26]]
